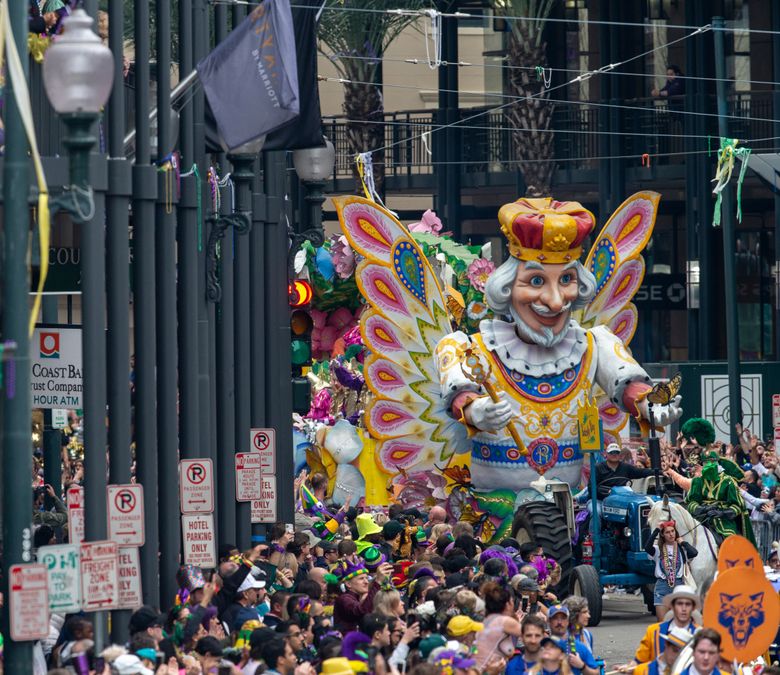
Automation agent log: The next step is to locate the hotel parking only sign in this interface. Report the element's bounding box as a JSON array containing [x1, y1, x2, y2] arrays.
[[30, 326, 83, 409]]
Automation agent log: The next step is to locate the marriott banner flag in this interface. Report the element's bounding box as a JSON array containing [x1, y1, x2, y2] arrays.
[[196, 0, 299, 151]]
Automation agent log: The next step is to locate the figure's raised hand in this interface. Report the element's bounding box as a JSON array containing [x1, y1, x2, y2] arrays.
[[638, 395, 682, 427], [466, 393, 513, 432]]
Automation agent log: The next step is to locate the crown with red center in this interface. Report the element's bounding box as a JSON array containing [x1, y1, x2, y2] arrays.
[[498, 197, 596, 264]]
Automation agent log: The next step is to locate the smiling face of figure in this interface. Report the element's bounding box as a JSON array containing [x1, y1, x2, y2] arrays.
[[510, 261, 580, 347]]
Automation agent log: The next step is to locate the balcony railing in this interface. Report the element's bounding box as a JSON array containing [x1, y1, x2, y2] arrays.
[[323, 92, 777, 181]]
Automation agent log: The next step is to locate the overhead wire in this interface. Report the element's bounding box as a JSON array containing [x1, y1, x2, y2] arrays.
[[212, 0, 770, 37], [325, 52, 779, 89], [347, 23, 711, 156]]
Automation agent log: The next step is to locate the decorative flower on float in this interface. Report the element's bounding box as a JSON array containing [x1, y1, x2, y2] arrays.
[[330, 235, 356, 279], [409, 209, 443, 235], [466, 258, 495, 292]]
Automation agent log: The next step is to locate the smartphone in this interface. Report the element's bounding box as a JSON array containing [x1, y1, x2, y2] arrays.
[[285, 523, 294, 534], [521, 596, 529, 612]]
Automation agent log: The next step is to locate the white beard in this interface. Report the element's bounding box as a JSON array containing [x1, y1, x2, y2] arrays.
[[509, 306, 571, 348]]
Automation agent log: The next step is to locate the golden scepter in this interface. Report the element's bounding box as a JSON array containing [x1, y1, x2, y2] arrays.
[[458, 343, 528, 456]]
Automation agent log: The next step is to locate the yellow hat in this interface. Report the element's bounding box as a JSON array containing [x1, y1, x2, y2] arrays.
[[321, 658, 355, 675], [355, 513, 382, 540], [498, 197, 595, 264], [447, 615, 484, 637]]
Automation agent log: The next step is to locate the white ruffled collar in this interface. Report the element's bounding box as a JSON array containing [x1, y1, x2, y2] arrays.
[[478, 318, 589, 377]]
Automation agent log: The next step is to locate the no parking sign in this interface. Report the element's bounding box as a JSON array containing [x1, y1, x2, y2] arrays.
[[107, 484, 145, 546], [179, 459, 214, 513], [250, 428, 276, 473]]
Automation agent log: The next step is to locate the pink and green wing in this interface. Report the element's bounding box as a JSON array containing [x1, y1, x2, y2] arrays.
[[333, 196, 469, 476]]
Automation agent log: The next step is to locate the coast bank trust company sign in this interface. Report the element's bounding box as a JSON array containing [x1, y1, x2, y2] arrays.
[[30, 326, 83, 409]]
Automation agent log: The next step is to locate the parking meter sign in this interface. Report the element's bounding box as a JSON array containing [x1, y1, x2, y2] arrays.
[[9, 564, 50, 641], [39, 544, 81, 613], [250, 428, 276, 473], [107, 484, 145, 546], [179, 459, 214, 513]]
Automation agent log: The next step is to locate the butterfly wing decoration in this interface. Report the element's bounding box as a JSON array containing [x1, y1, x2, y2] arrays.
[[647, 372, 682, 406], [334, 196, 470, 480], [572, 191, 661, 436]]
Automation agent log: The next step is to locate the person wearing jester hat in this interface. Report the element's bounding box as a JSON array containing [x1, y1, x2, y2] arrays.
[[298, 479, 351, 542], [681, 417, 755, 544], [434, 197, 682, 502]]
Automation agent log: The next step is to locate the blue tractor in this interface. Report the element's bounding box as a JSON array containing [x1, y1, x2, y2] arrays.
[[511, 477, 663, 625]]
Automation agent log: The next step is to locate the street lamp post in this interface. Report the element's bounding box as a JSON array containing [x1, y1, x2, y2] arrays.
[[292, 138, 336, 248], [43, 8, 114, 648]]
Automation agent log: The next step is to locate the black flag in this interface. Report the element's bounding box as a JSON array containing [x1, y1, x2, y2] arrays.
[[197, 0, 299, 151]]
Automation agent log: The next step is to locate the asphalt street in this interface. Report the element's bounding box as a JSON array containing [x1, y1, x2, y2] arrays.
[[590, 593, 656, 669]]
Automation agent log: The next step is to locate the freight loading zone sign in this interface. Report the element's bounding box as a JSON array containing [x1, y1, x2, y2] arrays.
[[251, 476, 277, 523], [80, 541, 119, 611], [30, 326, 83, 409]]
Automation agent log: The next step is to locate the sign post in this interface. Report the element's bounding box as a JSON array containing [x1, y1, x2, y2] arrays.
[[117, 547, 143, 609], [179, 459, 215, 513], [107, 484, 145, 546], [181, 513, 217, 568], [250, 428, 276, 473], [38, 544, 81, 613], [67, 485, 85, 544], [80, 541, 119, 611], [9, 564, 50, 641], [235, 452, 262, 502], [250, 476, 278, 523]]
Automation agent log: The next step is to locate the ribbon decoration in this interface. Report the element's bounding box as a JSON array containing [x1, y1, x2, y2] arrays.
[[1, 0, 52, 337], [355, 152, 398, 217], [711, 137, 751, 226]]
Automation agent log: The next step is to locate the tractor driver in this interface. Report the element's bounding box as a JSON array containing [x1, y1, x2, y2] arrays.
[[595, 443, 655, 499]]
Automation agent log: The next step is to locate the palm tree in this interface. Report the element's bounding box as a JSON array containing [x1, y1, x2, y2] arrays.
[[318, 0, 427, 196], [497, 0, 558, 196]]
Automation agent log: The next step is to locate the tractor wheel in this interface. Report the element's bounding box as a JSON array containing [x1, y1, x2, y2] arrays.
[[511, 501, 573, 595], [641, 584, 656, 615], [570, 564, 603, 626]]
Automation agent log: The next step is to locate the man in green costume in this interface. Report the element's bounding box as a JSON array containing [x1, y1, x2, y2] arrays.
[[681, 418, 755, 545]]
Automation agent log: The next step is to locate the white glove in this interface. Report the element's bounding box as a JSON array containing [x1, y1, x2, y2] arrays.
[[637, 395, 683, 427], [465, 392, 513, 431]]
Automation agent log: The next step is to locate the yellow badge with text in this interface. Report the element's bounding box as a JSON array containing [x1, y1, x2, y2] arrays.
[[578, 396, 602, 452]]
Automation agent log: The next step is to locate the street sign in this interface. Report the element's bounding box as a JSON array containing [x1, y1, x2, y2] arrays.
[[30, 326, 83, 409], [773, 394, 780, 428], [117, 547, 143, 610], [67, 485, 85, 544], [235, 452, 262, 502], [9, 564, 50, 641], [80, 541, 119, 611], [181, 513, 217, 568], [38, 544, 81, 613], [250, 476, 277, 523], [52, 408, 69, 429], [774, 426, 780, 450], [179, 458, 214, 513], [250, 428, 276, 473], [107, 484, 145, 546]]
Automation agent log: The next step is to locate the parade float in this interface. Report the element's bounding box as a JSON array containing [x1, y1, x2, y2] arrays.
[[294, 192, 682, 547]]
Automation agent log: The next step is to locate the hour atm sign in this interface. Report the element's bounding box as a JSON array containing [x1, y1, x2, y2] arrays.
[[179, 459, 214, 513]]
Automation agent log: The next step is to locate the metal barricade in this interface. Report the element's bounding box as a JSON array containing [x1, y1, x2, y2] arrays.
[[751, 519, 780, 559]]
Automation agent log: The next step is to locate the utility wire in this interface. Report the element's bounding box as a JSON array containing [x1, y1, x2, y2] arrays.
[[213, 0, 766, 37], [326, 53, 778, 89], [349, 24, 711, 156]]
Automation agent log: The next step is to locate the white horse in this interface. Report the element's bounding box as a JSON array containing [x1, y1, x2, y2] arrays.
[[646, 497, 719, 591]]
